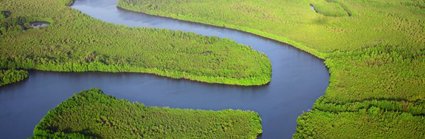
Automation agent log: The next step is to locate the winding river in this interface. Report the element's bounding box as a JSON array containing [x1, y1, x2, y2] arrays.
[[0, 0, 329, 138]]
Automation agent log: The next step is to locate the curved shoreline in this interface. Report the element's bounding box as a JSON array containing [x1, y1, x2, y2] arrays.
[[71, 0, 425, 138], [0, 0, 330, 138], [115, 6, 328, 60], [69, 0, 329, 138], [71, 0, 326, 60]]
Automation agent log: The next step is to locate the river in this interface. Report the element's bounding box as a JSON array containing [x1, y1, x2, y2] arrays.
[[0, 0, 329, 138]]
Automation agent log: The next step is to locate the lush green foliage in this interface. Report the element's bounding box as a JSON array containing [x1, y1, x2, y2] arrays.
[[118, 0, 425, 138], [294, 110, 425, 139], [119, 0, 425, 52], [314, 97, 425, 116], [325, 45, 425, 102], [0, 69, 28, 86], [33, 89, 262, 139], [0, 0, 271, 86]]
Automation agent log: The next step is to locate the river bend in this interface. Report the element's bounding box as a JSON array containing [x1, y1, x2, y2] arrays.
[[0, 0, 329, 138]]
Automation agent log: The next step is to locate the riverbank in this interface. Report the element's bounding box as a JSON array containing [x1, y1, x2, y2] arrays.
[[0, 0, 328, 138], [33, 89, 262, 138], [0, 69, 28, 86], [0, 0, 271, 86], [118, 0, 425, 138]]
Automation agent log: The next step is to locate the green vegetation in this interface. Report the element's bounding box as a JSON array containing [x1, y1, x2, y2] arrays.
[[118, 0, 425, 138], [310, 0, 351, 17], [0, 69, 28, 86], [294, 110, 425, 139], [33, 89, 262, 138], [0, 0, 271, 86]]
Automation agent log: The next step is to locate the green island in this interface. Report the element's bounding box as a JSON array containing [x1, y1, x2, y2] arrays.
[[33, 89, 262, 138], [0, 0, 271, 86], [117, 0, 425, 138], [0, 69, 28, 86]]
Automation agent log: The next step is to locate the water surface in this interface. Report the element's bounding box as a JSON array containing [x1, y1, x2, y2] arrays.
[[0, 0, 329, 138]]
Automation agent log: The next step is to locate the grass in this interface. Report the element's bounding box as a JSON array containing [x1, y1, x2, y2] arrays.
[[118, 0, 425, 138], [294, 110, 425, 139], [0, 0, 271, 86], [0, 69, 28, 86], [32, 89, 262, 139]]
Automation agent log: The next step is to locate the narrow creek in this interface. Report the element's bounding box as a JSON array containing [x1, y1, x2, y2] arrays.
[[0, 0, 329, 138]]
